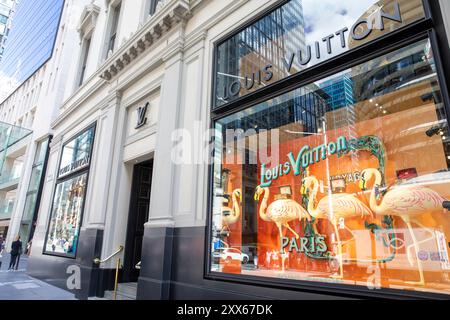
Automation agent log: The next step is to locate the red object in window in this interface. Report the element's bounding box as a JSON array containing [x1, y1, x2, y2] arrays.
[[396, 168, 418, 180]]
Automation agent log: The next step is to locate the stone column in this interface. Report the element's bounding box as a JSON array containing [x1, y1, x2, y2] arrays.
[[137, 46, 184, 300], [85, 92, 122, 230], [95, 90, 131, 268], [73, 92, 122, 299]]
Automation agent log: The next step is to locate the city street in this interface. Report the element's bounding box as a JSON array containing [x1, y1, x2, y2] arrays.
[[0, 255, 76, 300]]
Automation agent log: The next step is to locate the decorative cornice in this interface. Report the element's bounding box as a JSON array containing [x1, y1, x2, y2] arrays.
[[101, 90, 123, 111], [78, 3, 100, 38], [99, 0, 191, 81], [161, 34, 186, 63], [52, 79, 106, 128], [184, 29, 207, 52]]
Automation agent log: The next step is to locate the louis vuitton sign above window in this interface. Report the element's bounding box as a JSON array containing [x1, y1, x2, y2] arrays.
[[214, 0, 425, 108], [58, 126, 95, 179]]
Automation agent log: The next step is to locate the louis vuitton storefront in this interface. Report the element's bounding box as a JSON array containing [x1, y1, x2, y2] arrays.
[[27, 0, 450, 300], [203, 0, 450, 299]]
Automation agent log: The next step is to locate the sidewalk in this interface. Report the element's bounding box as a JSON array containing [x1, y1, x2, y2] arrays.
[[0, 254, 77, 300]]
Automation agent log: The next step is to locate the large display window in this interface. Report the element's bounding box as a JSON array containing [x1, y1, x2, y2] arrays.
[[44, 125, 95, 258], [209, 38, 450, 296]]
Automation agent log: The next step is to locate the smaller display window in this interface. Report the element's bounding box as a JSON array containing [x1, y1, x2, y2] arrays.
[[43, 124, 96, 258]]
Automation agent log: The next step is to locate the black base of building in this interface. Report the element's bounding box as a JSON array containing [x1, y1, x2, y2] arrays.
[[136, 226, 349, 300], [28, 224, 449, 299], [27, 227, 104, 300]]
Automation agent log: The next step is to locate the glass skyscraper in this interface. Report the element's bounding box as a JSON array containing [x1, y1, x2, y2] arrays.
[[215, 0, 305, 107], [0, 0, 15, 62], [320, 73, 356, 111], [0, 0, 64, 86]]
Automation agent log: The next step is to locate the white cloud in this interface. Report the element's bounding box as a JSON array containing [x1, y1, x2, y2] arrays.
[[301, 0, 374, 40], [0, 70, 19, 103], [285, 0, 378, 68]]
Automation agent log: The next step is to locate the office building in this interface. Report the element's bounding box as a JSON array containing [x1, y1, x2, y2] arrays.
[[0, 0, 64, 90], [0, 0, 15, 61]]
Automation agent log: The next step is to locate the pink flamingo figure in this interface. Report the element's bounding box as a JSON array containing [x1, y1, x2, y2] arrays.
[[221, 189, 242, 234], [255, 186, 312, 240], [360, 168, 448, 285], [255, 186, 312, 272], [302, 176, 374, 279]]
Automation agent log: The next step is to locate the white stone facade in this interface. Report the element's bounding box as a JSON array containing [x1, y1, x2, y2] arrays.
[[32, 0, 272, 269]]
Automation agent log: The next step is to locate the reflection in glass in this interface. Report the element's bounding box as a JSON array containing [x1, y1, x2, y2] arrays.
[[215, 0, 425, 107], [211, 39, 450, 295], [44, 173, 87, 257], [22, 193, 38, 222], [34, 138, 49, 164], [59, 127, 94, 177], [28, 165, 43, 193], [19, 138, 51, 247]]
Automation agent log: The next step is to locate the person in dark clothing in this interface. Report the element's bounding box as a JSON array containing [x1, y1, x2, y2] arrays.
[[0, 237, 4, 269], [8, 236, 22, 271]]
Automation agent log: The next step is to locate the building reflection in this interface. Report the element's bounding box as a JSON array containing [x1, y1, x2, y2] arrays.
[[216, 0, 305, 106]]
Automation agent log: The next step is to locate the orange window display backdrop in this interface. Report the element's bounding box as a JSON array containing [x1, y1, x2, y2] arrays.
[[210, 38, 450, 296]]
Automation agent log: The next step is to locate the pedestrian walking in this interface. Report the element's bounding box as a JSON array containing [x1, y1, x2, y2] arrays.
[[8, 235, 23, 271], [0, 237, 4, 269]]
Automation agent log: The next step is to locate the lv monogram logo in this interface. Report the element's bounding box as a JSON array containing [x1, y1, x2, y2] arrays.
[[135, 102, 149, 129]]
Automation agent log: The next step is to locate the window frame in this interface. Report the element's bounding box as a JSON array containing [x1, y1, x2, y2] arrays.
[[78, 37, 92, 87], [0, 14, 8, 25], [43, 123, 97, 259], [205, 0, 450, 299], [141, 0, 162, 24], [108, 4, 121, 52], [20, 136, 52, 246], [103, 0, 122, 60], [148, 0, 162, 16]]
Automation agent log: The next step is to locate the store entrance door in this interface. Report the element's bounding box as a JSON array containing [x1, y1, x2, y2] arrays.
[[123, 160, 153, 282]]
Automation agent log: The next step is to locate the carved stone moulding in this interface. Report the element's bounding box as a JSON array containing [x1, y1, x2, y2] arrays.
[[100, 1, 190, 81]]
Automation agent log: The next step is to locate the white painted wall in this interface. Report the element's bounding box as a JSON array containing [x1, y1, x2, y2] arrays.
[[62, 0, 148, 102]]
